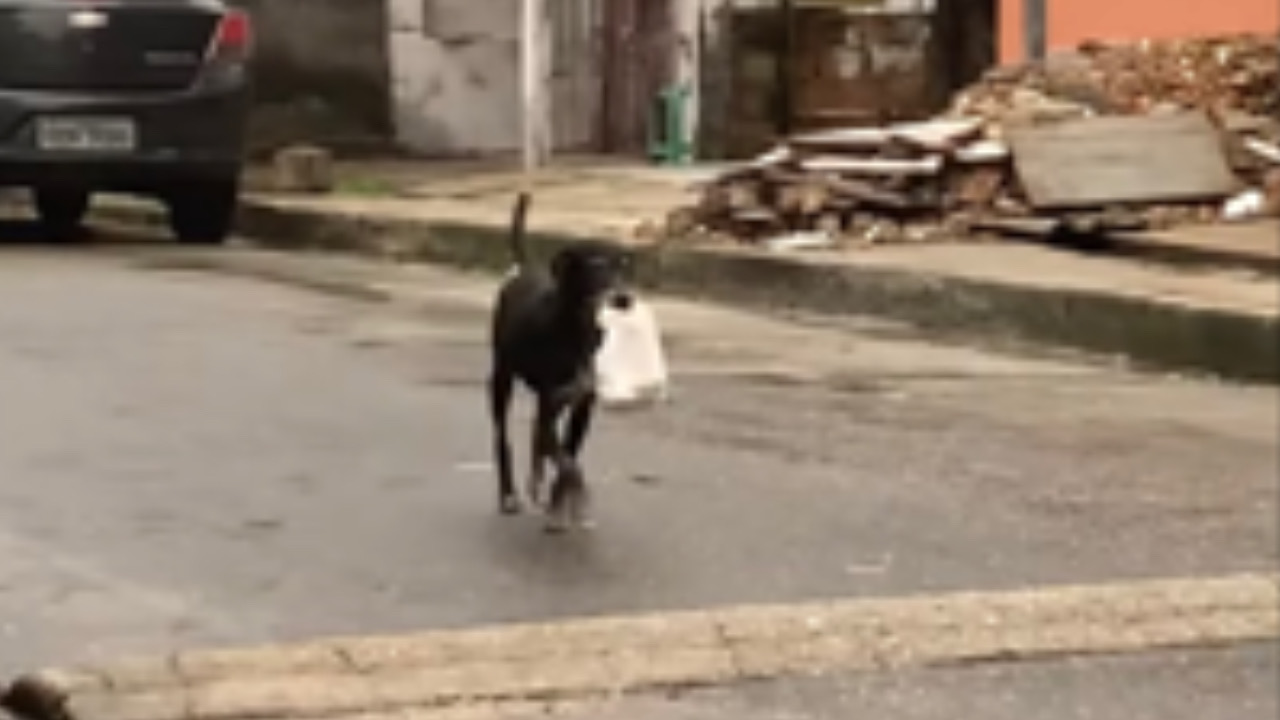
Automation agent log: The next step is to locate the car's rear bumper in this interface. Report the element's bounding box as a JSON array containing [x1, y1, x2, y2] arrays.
[[0, 79, 249, 192], [0, 157, 241, 189]]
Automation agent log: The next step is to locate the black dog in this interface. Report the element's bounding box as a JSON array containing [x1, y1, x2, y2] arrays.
[[489, 192, 634, 532]]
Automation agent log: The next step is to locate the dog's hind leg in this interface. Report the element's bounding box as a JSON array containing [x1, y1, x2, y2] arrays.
[[489, 369, 521, 515], [527, 413, 549, 508]]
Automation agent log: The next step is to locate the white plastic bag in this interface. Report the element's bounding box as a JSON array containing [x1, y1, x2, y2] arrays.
[[595, 296, 670, 410], [1222, 189, 1266, 222]]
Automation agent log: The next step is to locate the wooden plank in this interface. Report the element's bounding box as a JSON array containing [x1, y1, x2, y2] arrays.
[[800, 155, 943, 176], [887, 118, 983, 152], [969, 216, 1063, 239], [1007, 113, 1237, 210], [955, 139, 1010, 164], [759, 167, 915, 212], [790, 126, 890, 151], [1245, 138, 1280, 165]]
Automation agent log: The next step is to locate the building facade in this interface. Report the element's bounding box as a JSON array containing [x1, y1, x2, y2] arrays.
[[999, 0, 1278, 62]]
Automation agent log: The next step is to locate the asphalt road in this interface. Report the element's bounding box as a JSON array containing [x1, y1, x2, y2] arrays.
[[0, 226, 1275, 678]]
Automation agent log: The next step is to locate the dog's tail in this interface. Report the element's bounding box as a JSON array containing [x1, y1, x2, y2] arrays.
[[508, 191, 532, 267]]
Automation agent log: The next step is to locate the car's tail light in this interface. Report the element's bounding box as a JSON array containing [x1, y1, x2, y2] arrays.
[[205, 9, 253, 65]]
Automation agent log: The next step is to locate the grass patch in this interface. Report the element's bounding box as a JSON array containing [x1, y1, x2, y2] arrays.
[[336, 176, 400, 197]]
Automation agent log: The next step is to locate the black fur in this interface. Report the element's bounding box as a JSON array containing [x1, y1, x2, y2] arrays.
[[488, 192, 633, 532]]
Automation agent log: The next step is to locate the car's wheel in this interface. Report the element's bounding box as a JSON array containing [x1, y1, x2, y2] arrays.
[[33, 188, 91, 241], [166, 179, 238, 245]]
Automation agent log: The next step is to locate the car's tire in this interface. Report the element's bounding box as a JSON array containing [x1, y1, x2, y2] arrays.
[[166, 179, 238, 245], [33, 188, 90, 241]]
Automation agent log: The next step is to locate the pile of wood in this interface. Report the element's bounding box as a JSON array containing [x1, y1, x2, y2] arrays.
[[677, 118, 1010, 247], [670, 33, 1279, 250]]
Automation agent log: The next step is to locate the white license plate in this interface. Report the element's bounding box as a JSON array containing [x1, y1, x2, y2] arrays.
[[36, 117, 137, 153]]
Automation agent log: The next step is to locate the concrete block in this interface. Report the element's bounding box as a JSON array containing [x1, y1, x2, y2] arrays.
[[1010, 112, 1238, 209], [272, 145, 336, 194]]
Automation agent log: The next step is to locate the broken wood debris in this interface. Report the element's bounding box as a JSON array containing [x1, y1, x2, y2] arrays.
[[666, 33, 1280, 251]]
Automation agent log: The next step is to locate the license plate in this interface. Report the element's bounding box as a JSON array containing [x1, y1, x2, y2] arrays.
[[36, 117, 137, 153]]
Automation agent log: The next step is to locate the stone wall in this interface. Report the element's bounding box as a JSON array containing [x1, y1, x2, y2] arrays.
[[230, 0, 393, 155]]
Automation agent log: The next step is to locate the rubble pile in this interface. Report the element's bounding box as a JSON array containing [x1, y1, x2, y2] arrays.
[[674, 119, 1004, 248], [673, 33, 1280, 250], [950, 33, 1280, 124]]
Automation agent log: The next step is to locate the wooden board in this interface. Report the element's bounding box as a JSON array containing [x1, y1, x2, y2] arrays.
[[1008, 113, 1237, 210]]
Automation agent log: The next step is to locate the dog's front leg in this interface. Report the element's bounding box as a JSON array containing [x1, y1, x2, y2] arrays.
[[527, 397, 554, 508], [536, 395, 583, 534], [489, 369, 521, 515], [565, 392, 597, 458], [562, 393, 598, 527]]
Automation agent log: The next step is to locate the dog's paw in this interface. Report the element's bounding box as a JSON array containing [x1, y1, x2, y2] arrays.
[[543, 514, 571, 534], [543, 493, 573, 534], [525, 477, 547, 509], [569, 498, 595, 530], [568, 485, 595, 528], [498, 495, 523, 516]]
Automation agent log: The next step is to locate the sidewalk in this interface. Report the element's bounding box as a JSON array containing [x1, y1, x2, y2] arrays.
[[99, 160, 1279, 383], [528, 644, 1275, 720], [3, 574, 1276, 720]]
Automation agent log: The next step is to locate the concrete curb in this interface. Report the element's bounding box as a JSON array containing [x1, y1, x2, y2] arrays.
[[93, 201, 1279, 384], [3, 574, 1277, 720]]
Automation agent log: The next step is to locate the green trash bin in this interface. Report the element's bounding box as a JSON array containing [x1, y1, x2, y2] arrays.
[[648, 84, 694, 166]]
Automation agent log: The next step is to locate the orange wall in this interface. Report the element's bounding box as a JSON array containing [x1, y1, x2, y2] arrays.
[[1000, 0, 1279, 63]]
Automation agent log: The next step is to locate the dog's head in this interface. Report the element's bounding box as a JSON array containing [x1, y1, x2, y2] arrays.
[[551, 241, 635, 312]]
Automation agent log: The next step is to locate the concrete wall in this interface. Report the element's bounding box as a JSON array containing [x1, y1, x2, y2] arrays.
[[546, 0, 603, 152], [1000, 0, 1278, 63], [231, 0, 392, 153], [388, 0, 605, 157], [388, 0, 523, 156]]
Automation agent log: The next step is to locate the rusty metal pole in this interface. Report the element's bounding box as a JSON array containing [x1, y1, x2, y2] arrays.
[[1024, 0, 1047, 61]]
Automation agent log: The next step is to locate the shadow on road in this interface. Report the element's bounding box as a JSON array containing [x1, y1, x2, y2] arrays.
[[0, 218, 167, 249]]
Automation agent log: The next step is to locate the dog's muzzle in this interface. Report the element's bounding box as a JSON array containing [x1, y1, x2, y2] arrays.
[[608, 291, 635, 311]]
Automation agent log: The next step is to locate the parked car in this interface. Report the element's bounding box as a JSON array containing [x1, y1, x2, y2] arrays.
[[0, 0, 252, 243]]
